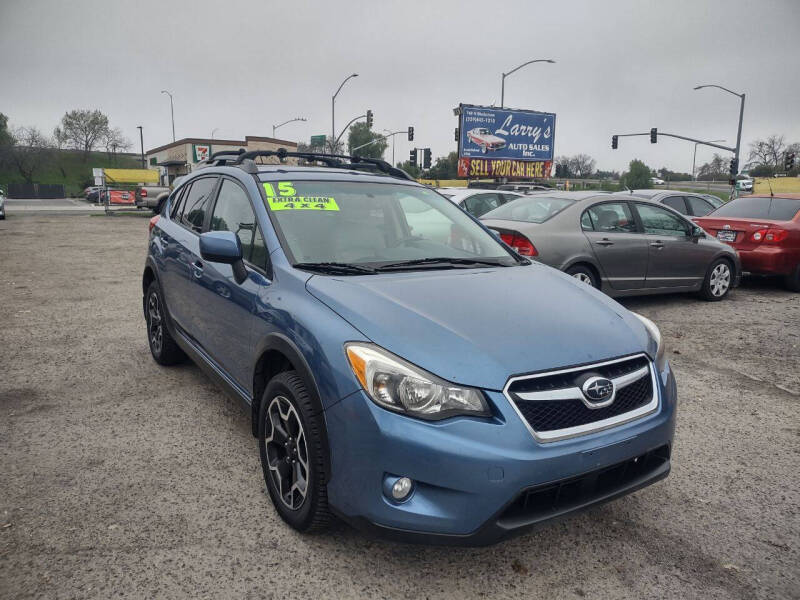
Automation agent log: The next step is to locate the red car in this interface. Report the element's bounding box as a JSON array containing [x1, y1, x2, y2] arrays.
[[694, 193, 800, 291]]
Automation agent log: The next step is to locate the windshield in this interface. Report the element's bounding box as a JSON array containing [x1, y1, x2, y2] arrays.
[[481, 195, 574, 223], [710, 196, 800, 221], [259, 179, 517, 269]]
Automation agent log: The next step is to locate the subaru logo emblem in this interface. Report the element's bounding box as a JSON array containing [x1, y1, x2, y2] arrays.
[[581, 376, 615, 407]]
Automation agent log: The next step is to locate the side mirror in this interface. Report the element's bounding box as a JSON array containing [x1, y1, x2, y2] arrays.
[[199, 231, 248, 284], [691, 225, 705, 239]]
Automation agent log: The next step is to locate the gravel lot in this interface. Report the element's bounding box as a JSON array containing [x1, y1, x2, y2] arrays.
[[1, 214, 798, 600]]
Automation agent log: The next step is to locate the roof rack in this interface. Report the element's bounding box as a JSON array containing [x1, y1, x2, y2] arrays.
[[233, 147, 415, 181]]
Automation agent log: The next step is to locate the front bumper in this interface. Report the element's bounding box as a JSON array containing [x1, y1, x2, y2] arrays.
[[323, 360, 677, 545]]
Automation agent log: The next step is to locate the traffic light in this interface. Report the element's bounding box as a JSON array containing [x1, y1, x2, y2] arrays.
[[366, 110, 373, 128], [408, 126, 414, 142], [611, 135, 618, 150], [455, 127, 459, 142], [785, 152, 796, 171], [650, 128, 657, 143], [423, 148, 432, 169], [729, 157, 739, 176], [409, 149, 417, 167]]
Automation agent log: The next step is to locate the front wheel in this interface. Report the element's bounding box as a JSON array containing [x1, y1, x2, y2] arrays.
[[700, 259, 733, 301], [258, 371, 331, 532]]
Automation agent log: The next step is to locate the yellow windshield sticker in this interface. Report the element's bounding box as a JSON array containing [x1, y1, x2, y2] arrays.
[[264, 182, 339, 211]]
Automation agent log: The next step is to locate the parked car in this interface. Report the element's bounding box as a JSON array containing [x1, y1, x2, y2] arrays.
[[85, 186, 102, 202], [0, 189, 5, 220], [142, 152, 676, 544], [135, 184, 171, 212], [736, 177, 754, 192], [466, 127, 506, 153], [498, 183, 552, 194], [694, 193, 800, 291], [650, 177, 665, 186], [481, 191, 740, 300], [699, 193, 724, 209], [628, 189, 719, 217], [436, 187, 523, 217]]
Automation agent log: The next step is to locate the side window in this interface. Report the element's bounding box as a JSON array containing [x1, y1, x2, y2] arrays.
[[586, 202, 636, 233], [581, 210, 595, 231], [181, 177, 217, 232], [210, 179, 268, 270], [636, 203, 690, 237], [686, 196, 714, 216], [501, 193, 521, 203], [170, 184, 189, 220], [463, 193, 502, 217], [662, 196, 687, 214]]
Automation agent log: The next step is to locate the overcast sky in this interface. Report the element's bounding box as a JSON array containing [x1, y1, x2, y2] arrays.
[[1, 0, 798, 173]]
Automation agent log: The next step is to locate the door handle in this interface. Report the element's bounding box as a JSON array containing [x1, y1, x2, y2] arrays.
[[596, 238, 614, 246], [192, 260, 204, 278], [649, 241, 664, 249]]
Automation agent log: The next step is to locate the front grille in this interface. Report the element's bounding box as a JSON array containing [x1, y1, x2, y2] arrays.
[[505, 354, 656, 442], [498, 444, 670, 527], [514, 375, 652, 432]]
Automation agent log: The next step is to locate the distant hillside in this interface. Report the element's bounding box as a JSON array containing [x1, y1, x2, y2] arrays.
[[0, 149, 144, 197]]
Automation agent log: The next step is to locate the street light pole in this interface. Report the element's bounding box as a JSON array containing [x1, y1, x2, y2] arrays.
[[692, 139, 725, 181], [137, 126, 144, 168], [694, 84, 746, 175], [211, 128, 219, 140], [501, 59, 555, 108], [273, 117, 307, 138], [161, 90, 175, 142], [332, 73, 358, 150]]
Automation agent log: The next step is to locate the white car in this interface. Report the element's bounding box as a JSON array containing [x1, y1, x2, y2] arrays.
[[736, 177, 753, 192], [650, 177, 665, 186], [436, 188, 523, 217], [466, 127, 507, 153]]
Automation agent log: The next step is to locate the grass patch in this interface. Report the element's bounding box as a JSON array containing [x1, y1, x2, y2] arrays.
[[0, 149, 143, 197]]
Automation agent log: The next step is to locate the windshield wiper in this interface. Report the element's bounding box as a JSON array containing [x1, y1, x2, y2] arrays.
[[374, 257, 514, 271], [293, 262, 377, 275]]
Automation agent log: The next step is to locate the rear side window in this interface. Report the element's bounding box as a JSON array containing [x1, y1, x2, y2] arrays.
[[170, 185, 189, 219], [210, 179, 268, 271], [686, 196, 714, 216], [711, 196, 800, 221], [581, 211, 594, 231], [586, 202, 636, 233], [662, 196, 687, 214], [181, 177, 217, 232], [463, 193, 503, 217]]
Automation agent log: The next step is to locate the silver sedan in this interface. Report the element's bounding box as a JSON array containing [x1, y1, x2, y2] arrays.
[[480, 191, 741, 300]]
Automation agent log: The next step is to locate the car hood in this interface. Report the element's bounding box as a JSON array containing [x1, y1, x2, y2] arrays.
[[306, 264, 650, 391]]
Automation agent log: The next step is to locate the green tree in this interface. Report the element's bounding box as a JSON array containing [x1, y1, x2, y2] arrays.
[[347, 122, 387, 159], [424, 152, 458, 179], [55, 109, 110, 161], [396, 160, 421, 179], [620, 159, 652, 189]]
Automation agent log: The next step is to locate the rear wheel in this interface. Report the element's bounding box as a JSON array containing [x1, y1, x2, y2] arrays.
[[566, 265, 599, 288], [784, 264, 800, 292], [700, 259, 732, 301], [145, 280, 186, 365]]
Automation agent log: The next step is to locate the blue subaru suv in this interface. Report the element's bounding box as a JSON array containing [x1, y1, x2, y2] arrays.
[[142, 149, 676, 545]]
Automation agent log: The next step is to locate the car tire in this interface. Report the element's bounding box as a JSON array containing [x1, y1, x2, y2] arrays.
[[145, 280, 186, 365], [784, 264, 800, 292], [258, 371, 332, 533], [700, 258, 733, 301], [566, 265, 599, 288]]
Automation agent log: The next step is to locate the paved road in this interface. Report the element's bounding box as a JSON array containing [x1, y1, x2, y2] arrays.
[[1, 215, 797, 599], [3, 198, 148, 215]]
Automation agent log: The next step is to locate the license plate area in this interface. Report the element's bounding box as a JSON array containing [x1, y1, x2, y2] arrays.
[[717, 230, 737, 242]]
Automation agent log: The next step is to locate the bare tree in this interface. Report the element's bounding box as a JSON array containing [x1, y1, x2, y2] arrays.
[[568, 154, 596, 178], [748, 135, 786, 167], [7, 126, 53, 183], [57, 109, 110, 160], [102, 126, 131, 159]]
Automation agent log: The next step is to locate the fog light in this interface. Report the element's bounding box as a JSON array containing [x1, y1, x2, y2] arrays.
[[391, 477, 413, 500]]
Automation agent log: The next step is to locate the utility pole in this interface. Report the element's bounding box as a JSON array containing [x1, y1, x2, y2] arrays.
[[161, 90, 176, 142], [692, 139, 725, 181], [331, 74, 358, 151], [500, 59, 555, 108], [694, 84, 746, 176], [137, 126, 145, 168]]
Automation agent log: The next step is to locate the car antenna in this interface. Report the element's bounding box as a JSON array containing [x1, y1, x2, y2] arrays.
[[765, 177, 774, 197]]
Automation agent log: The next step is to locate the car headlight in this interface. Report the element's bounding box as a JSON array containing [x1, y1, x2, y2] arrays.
[[632, 312, 667, 372], [345, 343, 490, 420]]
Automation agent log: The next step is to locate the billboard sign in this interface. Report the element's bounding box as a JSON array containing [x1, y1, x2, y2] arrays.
[[192, 144, 211, 162], [457, 104, 555, 178]]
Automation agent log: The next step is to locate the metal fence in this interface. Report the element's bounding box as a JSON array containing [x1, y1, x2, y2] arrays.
[[7, 183, 65, 199]]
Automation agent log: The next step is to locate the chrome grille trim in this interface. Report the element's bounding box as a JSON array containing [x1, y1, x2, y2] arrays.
[[503, 353, 659, 443]]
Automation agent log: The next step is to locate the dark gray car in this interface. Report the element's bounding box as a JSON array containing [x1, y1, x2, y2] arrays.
[[481, 191, 741, 300], [627, 189, 719, 217]]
